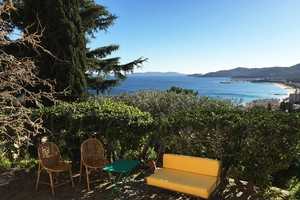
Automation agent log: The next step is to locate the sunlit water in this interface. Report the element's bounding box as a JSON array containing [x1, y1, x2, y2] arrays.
[[91, 74, 289, 103]]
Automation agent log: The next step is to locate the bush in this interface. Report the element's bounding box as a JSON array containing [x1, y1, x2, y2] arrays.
[[0, 158, 11, 169], [90, 89, 241, 118], [162, 107, 300, 199], [272, 161, 300, 200], [32, 100, 154, 164], [167, 86, 199, 96]]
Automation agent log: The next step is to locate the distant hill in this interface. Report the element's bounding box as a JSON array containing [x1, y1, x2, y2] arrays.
[[188, 73, 203, 77], [189, 63, 300, 80], [132, 72, 185, 76]]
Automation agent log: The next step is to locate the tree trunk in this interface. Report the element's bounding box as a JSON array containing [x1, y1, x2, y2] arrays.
[[138, 140, 150, 160], [119, 147, 125, 159]]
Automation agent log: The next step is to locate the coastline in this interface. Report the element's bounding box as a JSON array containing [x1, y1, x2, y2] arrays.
[[273, 83, 296, 100], [219, 79, 297, 101], [273, 83, 296, 94]]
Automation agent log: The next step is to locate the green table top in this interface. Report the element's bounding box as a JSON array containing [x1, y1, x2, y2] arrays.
[[103, 159, 140, 173]]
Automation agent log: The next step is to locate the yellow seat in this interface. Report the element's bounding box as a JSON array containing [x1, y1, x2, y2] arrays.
[[146, 154, 221, 199], [147, 168, 218, 199], [163, 154, 220, 177]]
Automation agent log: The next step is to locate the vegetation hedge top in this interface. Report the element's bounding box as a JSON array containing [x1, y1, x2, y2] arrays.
[[162, 107, 300, 198], [32, 100, 154, 163]]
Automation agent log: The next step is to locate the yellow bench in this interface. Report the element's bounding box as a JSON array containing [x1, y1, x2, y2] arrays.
[[146, 154, 221, 199]]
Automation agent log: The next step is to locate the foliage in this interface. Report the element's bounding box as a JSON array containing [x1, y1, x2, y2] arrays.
[[0, 158, 11, 169], [5, 0, 147, 96], [145, 147, 158, 163], [167, 86, 198, 96], [0, 2, 62, 148], [17, 158, 38, 169], [86, 53, 147, 95], [31, 100, 154, 164], [0, 150, 38, 169], [280, 101, 294, 113], [272, 161, 300, 200], [78, 0, 147, 93], [23, 0, 87, 102], [90, 89, 240, 118], [161, 107, 300, 199], [79, 0, 117, 36], [2, 0, 87, 102]]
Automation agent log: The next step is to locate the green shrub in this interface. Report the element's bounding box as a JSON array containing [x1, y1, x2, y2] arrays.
[[167, 86, 199, 96], [162, 108, 300, 199], [0, 158, 11, 169], [89, 90, 241, 118], [272, 161, 300, 200], [0, 134, 29, 165], [32, 100, 154, 164], [18, 158, 38, 169], [0, 150, 37, 169]]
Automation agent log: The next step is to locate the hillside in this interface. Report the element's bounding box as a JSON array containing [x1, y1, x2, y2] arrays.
[[189, 63, 300, 80], [131, 72, 185, 76]]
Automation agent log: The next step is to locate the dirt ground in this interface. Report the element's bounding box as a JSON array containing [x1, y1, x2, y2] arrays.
[[0, 167, 223, 200]]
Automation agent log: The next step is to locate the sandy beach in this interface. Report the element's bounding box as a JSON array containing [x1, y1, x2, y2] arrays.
[[273, 83, 296, 100], [274, 83, 296, 94]]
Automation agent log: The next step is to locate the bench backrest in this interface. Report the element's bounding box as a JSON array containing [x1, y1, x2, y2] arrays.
[[163, 154, 220, 177]]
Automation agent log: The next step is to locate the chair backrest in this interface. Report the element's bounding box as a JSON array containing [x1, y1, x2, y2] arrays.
[[163, 153, 221, 177], [38, 142, 62, 169], [81, 139, 105, 165]]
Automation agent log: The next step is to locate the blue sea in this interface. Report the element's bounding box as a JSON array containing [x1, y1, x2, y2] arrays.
[[101, 74, 289, 103]]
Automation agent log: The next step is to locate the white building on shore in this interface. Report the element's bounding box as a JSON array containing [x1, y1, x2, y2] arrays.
[[245, 99, 280, 110], [289, 88, 300, 104]]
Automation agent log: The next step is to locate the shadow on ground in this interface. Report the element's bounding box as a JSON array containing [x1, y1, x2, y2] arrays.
[[0, 167, 225, 200]]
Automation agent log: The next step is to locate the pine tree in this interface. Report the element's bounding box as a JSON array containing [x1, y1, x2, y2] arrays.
[[0, 2, 65, 145], [22, 0, 87, 101], [79, 0, 147, 94], [4, 0, 147, 96]]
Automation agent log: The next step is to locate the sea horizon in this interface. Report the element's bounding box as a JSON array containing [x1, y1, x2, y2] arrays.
[[90, 73, 290, 104]]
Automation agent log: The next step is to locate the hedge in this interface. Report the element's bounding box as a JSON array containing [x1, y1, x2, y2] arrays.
[[32, 100, 154, 164]]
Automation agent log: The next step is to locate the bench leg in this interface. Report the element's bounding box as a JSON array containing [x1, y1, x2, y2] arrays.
[[145, 183, 148, 200]]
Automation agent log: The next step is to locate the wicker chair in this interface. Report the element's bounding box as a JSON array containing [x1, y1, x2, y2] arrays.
[[36, 142, 74, 195], [79, 138, 111, 191]]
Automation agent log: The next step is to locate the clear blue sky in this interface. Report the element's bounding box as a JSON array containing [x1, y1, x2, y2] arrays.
[[90, 0, 300, 74]]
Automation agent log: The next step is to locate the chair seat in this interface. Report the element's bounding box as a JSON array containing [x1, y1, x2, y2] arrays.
[[147, 168, 218, 199], [43, 162, 71, 172], [85, 160, 108, 168]]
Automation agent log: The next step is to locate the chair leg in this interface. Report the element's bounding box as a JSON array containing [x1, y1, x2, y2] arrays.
[[55, 172, 59, 184], [108, 171, 112, 184], [69, 167, 74, 188], [79, 160, 83, 183], [85, 166, 90, 191], [100, 168, 103, 178], [36, 163, 41, 191], [48, 171, 54, 196]]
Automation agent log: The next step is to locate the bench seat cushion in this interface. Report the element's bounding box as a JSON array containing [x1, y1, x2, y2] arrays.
[[147, 168, 218, 199]]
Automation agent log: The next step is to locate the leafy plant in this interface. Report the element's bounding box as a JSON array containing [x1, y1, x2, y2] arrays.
[[162, 107, 300, 199], [90, 89, 241, 118], [31, 100, 154, 164], [167, 86, 199, 96]]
